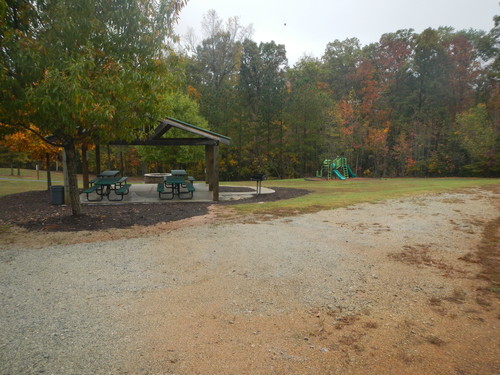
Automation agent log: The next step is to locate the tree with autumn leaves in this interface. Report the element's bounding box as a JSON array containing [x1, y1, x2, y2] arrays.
[[1, 0, 188, 215], [1, 127, 60, 189], [183, 13, 498, 178], [1, 127, 59, 171]]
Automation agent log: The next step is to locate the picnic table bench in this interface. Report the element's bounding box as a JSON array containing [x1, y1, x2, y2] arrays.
[[83, 185, 103, 201], [108, 183, 131, 201], [115, 176, 128, 186], [179, 182, 195, 199], [157, 182, 173, 200]]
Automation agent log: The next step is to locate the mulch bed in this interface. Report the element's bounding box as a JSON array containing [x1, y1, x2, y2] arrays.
[[0, 186, 309, 232]]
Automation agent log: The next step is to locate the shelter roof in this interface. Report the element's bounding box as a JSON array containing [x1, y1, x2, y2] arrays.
[[109, 117, 231, 147], [154, 117, 231, 145]]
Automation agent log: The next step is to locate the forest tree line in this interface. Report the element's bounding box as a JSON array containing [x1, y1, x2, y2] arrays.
[[179, 11, 499, 179], [1, 6, 498, 184]]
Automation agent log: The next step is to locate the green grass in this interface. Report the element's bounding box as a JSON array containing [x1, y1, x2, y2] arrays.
[[0, 167, 66, 179], [0, 168, 145, 197], [224, 177, 499, 216], [0, 168, 66, 196], [1, 169, 498, 214], [0, 179, 52, 196]]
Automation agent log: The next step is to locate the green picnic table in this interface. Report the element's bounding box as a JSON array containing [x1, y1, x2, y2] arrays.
[[170, 169, 187, 176], [83, 176, 130, 201], [97, 170, 120, 178], [157, 174, 195, 200]]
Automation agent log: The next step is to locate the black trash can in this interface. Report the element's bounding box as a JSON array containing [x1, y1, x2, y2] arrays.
[[50, 185, 65, 205]]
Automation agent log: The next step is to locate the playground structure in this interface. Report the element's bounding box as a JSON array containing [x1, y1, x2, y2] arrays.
[[316, 157, 356, 180]]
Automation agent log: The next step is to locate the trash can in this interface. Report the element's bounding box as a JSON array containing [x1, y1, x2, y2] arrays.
[[50, 185, 65, 205]]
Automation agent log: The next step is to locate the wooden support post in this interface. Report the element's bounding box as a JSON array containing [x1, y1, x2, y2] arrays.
[[212, 143, 219, 202], [206, 145, 214, 191], [205, 144, 220, 201], [204, 145, 209, 185]]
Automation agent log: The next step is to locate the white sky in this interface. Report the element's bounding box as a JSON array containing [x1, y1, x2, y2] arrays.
[[175, 0, 499, 65]]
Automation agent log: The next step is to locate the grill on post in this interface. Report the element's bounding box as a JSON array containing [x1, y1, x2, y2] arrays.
[[250, 173, 266, 195]]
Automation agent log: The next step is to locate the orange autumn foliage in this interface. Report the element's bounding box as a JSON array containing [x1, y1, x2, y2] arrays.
[[2, 128, 60, 161]]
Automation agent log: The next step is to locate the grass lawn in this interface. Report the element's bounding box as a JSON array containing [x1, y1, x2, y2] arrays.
[[1, 169, 498, 214], [0, 168, 66, 196], [0, 168, 144, 197], [225, 177, 499, 216]]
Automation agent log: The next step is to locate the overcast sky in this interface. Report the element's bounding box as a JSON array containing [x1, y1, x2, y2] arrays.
[[175, 0, 499, 65]]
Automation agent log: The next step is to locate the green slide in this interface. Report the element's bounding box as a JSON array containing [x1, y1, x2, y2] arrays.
[[333, 169, 346, 180], [347, 166, 356, 178]]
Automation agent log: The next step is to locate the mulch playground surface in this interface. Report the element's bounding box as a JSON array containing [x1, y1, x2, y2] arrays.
[[0, 186, 309, 232]]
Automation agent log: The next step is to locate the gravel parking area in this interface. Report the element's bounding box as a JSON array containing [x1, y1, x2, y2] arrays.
[[0, 187, 498, 374]]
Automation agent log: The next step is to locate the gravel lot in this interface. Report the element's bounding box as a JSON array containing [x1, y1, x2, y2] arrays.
[[1, 187, 498, 375]]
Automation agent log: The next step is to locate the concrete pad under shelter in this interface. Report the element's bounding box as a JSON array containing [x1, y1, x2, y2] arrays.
[[80, 183, 274, 205]]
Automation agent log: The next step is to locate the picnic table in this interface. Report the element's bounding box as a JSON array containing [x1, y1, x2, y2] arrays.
[[83, 176, 130, 201], [166, 175, 185, 194], [170, 169, 187, 176], [157, 173, 195, 200], [90, 170, 121, 187], [97, 170, 120, 178]]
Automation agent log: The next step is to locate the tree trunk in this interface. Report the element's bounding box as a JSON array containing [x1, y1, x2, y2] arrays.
[[81, 143, 89, 189], [278, 119, 284, 179], [46, 153, 52, 191], [355, 153, 359, 177], [64, 143, 82, 216], [62, 149, 70, 203], [120, 150, 124, 175], [95, 143, 101, 175], [107, 145, 112, 169]]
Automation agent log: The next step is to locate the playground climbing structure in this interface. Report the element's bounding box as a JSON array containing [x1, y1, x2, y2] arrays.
[[316, 158, 356, 180]]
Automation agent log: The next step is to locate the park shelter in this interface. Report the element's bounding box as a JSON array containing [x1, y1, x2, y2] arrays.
[[112, 117, 231, 201]]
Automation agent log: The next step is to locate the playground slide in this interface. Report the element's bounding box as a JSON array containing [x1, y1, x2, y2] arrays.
[[333, 169, 346, 180], [347, 166, 356, 178]]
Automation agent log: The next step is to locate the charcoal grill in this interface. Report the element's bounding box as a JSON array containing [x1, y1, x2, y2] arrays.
[[250, 173, 266, 195]]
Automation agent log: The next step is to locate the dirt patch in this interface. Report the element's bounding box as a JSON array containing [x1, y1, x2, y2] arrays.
[[475, 216, 500, 289]]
